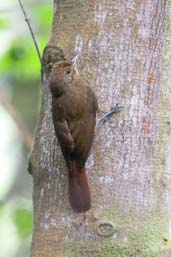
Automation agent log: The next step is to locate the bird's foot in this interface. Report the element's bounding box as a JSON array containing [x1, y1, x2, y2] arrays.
[[98, 103, 123, 123]]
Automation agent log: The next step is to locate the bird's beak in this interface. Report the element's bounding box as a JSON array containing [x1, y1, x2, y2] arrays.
[[71, 53, 80, 66]]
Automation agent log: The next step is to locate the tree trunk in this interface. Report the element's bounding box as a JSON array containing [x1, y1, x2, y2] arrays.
[[30, 0, 171, 256]]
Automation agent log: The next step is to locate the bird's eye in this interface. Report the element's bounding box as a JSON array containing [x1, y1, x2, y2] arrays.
[[66, 69, 71, 75]]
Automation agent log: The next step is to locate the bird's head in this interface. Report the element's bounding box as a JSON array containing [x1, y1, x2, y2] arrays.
[[49, 60, 79, 97]]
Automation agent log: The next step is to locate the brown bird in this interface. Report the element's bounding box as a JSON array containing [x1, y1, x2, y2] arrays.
[[49, 60, 98, 212]]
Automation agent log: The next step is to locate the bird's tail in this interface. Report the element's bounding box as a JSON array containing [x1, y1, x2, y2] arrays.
[[68, 161, 91, 212]]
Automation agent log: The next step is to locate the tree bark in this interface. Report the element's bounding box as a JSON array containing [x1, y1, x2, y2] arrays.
[[30, 0, 171, 256]]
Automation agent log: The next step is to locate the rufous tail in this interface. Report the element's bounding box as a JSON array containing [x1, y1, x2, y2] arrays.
[[69, 161, 91, 212]]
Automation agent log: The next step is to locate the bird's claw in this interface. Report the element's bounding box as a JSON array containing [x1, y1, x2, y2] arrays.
[[99, 103, 123, 123], [110, 103, 124, 113]]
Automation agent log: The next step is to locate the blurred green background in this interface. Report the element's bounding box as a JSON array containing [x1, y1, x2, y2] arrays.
[[0, 1, 52, 256]]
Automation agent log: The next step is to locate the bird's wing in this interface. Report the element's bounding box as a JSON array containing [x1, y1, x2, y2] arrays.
[[52, 96, 75, 156], [53, 119, 74, 152], [67, 86, 97, 166]]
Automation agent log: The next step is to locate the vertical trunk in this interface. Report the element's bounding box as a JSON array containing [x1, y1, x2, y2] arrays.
[[30, 1, 171, 256]]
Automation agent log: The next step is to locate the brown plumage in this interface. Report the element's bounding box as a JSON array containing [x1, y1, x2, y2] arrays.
[[49, 60, 98, 212]]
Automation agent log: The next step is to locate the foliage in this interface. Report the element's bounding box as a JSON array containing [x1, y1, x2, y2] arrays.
[[0, 38, 41, 80], [0, 18, 9, 28], [12, 208, 33, 239]]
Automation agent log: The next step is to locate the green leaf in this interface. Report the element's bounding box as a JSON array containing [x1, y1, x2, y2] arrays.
[[12, 208, 33, 239], [32, 5, 53, 33], [0, 37, 41, 79], [0, 35, 49, 79], [0, 18, 9, 29]]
